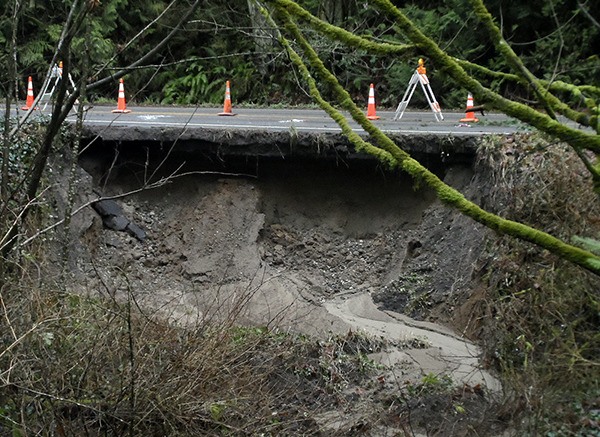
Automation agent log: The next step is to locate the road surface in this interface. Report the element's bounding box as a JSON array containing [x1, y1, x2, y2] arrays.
[[60, 105, 520, 137]]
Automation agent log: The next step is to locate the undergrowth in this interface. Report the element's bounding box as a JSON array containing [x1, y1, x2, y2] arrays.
[[0, 265, 387, 436], [472, 133, 600, 436]]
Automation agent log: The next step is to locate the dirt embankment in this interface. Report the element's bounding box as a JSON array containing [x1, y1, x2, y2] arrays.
[[74, 144, 496, 387], [40, 130, 599, 436], [52, 140, 510, 435]]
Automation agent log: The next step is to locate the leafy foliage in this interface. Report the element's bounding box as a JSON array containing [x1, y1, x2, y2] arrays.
[[3, 0, 597, 106]]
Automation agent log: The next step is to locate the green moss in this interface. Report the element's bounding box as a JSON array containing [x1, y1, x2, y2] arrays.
[[274, 0, 414, 56]]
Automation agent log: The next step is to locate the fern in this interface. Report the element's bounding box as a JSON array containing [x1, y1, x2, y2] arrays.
[[573, 236, 600, 256]]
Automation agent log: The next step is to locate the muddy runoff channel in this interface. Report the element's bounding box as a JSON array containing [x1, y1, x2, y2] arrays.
[[79, 146, 500, 394]]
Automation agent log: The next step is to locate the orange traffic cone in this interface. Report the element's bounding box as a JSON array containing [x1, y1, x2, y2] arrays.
[[366, 83, 380, 120], [112, 78, 131, 113], [21, 76, 37, 111], [218, 80, 236, 116], [460, 93, 478, 123]]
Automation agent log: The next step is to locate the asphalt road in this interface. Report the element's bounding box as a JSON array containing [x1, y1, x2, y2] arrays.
[[59, 105, 520, 137]]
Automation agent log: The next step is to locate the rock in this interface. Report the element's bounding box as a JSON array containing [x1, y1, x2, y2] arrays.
[[91, 198, 146, 241], [92, 199, 123, 217], [104, 215, 129, 231], [126, 222, 147, 241]]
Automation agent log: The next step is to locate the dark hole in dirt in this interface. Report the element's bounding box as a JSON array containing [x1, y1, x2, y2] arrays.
[[254, 159, 439, 237], [79, 138, 467, 288], [80, 141, 444, 239], [78, 140, 478, 324], [79, 139, 454, 313]]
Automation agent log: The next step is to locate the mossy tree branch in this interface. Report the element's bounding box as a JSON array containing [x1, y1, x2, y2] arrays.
[[274, 0, 598, 130], [465, 0, 597, 131], [466, 0, 558, 120], [458, 61, 599, 130], [267, 0, 600, 187], [256, 4, 397, 168], [265, 3, 600, 276], [271, 0, 600, 185], [270, 0, 415, 56], [368, 0, 600, 187]]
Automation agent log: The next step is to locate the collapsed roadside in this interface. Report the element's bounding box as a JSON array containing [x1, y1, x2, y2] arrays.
[[1, 131, 598, 436]]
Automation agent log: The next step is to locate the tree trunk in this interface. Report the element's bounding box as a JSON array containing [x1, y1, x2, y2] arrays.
[[247, 0, 276, 75]]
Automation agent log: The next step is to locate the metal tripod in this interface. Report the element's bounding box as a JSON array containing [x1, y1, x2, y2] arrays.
[[393, 69, 443, 122], [39, 63, 77, 110]]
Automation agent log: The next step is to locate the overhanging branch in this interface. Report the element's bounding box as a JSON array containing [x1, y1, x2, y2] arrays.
[[268, 2, 600, 276]]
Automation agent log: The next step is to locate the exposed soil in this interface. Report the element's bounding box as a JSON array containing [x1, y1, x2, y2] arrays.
[[63, 142, 505, 435]]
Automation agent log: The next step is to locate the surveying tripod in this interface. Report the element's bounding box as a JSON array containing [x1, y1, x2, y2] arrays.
[[39, 62, 77, 110], [393, 59, 443, 122]]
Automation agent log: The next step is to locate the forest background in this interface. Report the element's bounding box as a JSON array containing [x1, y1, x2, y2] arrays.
[[7, 0, 599, 109]]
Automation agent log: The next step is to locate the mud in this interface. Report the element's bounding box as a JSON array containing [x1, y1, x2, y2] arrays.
[[52, 136, 507, 435], [73, 140, 496, 387]]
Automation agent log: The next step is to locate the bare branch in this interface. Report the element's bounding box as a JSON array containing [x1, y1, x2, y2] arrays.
[[87, 0, 202, 91], [0, 317, 60, 362], [267, 0, 415, 56], [93, 0, 178, 79], [0, 186, 51, 252], [577, 1, 600, 29]]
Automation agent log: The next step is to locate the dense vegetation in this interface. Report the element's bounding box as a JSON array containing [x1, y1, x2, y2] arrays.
[[474, 134, 600, 436], [4, 0, 599, 107]]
